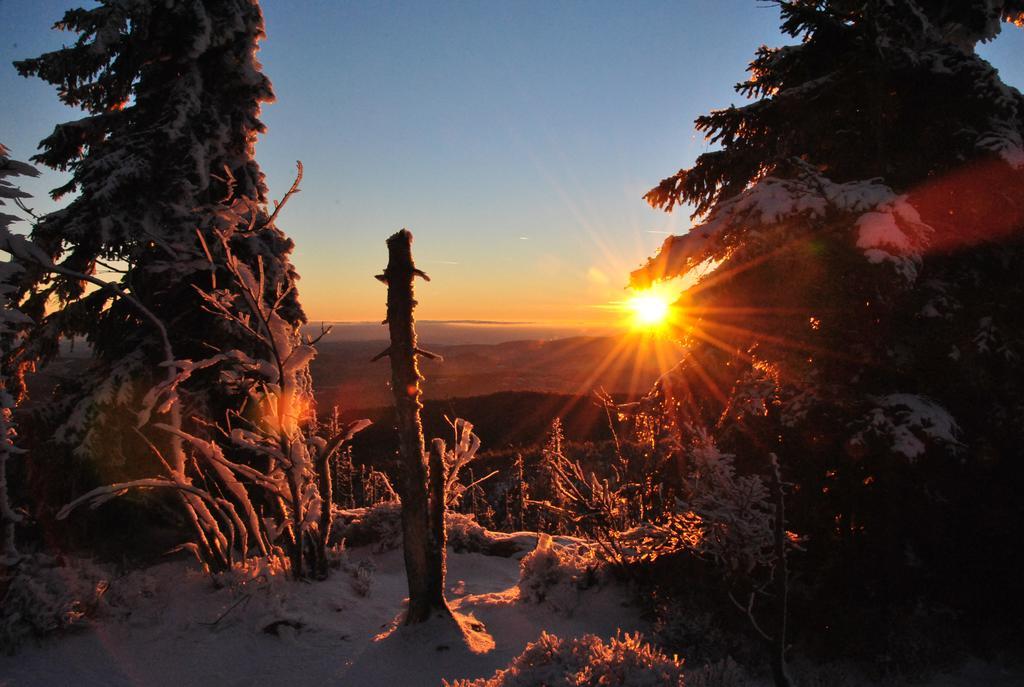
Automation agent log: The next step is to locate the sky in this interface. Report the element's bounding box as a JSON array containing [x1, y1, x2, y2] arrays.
[[2, 1, 1024, 329]]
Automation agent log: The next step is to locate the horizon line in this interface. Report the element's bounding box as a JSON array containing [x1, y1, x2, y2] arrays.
[[302, 319, 618, 328]]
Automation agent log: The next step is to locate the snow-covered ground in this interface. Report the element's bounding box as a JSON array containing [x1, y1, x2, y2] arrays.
[[2, 529, 1022, 686], [0, 544, 643, 686]]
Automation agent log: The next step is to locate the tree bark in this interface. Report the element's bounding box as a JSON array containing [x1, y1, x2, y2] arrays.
[[427, 438, 448, 603], [0, 395, 22, 562], [768, 453, 793, 687], [314, 450, 333, 580], [377, 229, 451, 624]]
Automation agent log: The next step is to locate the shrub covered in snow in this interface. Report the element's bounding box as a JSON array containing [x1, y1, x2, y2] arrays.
[[337, 502, 530, 558], [446, 630, 686, 687], [653, 603, 737, 666], [335, 502, 404, 552], [516, 533, 599, 614], [346, 558, 376, 597], [0, 555, 111, 652], [447, 510, 505, 554], [685, 657, 750, 687], [666, 433, 776, 575]]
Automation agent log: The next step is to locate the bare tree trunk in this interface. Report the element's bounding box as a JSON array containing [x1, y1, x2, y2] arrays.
[[427, 438, 448, 602], [768, 453, 793, 687], [286, 471, 304, 579], [0, 390, 23, 562], [314, 450, 333, 580], [376, 229, 451, 624]]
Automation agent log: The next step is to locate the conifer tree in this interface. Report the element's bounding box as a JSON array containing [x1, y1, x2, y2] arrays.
[[636, 0, 1024, 642], [0, 144, 39, 560], [537, 418, 568, 534], [504, 452, 528, 531], [11, 0, 304, 470]]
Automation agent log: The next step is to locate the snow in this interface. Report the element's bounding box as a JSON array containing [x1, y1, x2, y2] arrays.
[[2, 540, 1017, 686], [854, 393, 961, 460], [972, 316, 1015, 360], [449, 630, 687, 687], [856, 211, 912, 253], [632, 168, 931, 289], [514, 533, 599, 615], [978, 125, 1024, 169], [0, 541, 644, 687], [855, 202, 927, 282]]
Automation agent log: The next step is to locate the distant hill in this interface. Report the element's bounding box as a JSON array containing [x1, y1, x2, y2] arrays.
[[24, 334, 686, 435], [311, 334, 686, 413], [343, 390, 622, 469], [301, 321, 617, 345]]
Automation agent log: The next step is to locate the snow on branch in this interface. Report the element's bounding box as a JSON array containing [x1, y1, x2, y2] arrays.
[[43, 213, 369, 577], [631, 164, 933, 289], [852, 393, 961, 460], [438, 418, 486, 508]]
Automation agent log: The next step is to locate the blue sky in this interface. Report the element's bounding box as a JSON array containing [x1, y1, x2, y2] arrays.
[[2, 1, 1023, 325]]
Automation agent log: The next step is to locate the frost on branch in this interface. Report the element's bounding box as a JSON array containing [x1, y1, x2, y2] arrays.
[[58, 221, 369, 578], [612, 431, 777, 576], [438, 418, 486, 508], [671, 433, 774, 574]]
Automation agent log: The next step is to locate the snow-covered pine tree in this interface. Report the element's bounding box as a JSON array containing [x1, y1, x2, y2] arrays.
[[635, 0, 1024, 637], [537, 418, 568, 533], [0, 145, 39, 560], [336, 447, 357, 510], [11, 0, 304, 474], [503, 452, 528, 531]]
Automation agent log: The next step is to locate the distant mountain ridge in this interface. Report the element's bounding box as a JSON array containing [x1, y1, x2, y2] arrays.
[[312, 334, 685, 413], [300, 321, 618, 346], [26, 334, 685, 418]]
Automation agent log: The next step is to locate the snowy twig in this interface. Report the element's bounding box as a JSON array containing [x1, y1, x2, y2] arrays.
[[264, 162, 303, 230], [199, 593, 251, 627], [728, 590, 772, 641]]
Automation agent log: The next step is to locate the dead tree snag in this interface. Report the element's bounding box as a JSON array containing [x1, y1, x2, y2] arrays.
[[374, 229, 451, 624]]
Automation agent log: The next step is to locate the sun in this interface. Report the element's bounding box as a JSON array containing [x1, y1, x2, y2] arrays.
[[624, 285, 678, 331], [629, 293, 670, 326]]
